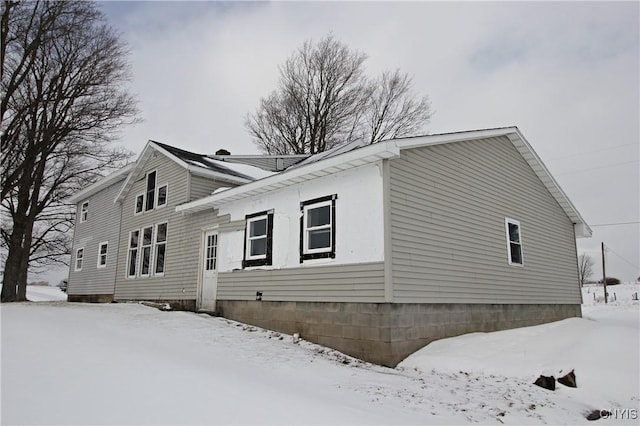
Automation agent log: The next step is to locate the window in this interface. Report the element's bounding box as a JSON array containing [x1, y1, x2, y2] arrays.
[[300, 195, 336, 262], [145, 171, 156, 211], [154, 223, 167, 275], [75, 248, 84, 271], [80, 202, 89, 222], [140, 226, 153, 276], [135, 194, 144, 214], [205, 233, 217, 271], [505, 218, 523, 266], [157, 184, 168, 207], [243, 211, 273, 268], [127, 230, 139, 277], [97, 242, 108, 268]]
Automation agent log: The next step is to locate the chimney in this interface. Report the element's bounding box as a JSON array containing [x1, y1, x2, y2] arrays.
[[215, 149, 230, 156]]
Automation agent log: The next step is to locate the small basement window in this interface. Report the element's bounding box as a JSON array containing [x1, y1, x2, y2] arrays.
[[505, 218, 523, 266], [243, 211, 273, 267], [300, 195, 336, 262]]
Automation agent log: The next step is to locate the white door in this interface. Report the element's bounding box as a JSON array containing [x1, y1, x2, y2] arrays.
[[199, 231, 218, 312]]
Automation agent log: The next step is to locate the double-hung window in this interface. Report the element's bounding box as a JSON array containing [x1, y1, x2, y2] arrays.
[[140, 226, 153, 276], [127, 230, 139, 277], [145, 171, 156, 211], [80, 202, 89, 222], [157, 184, 168, 208], [243, 211, 273, 268], [505, 218, 523, 266], [75, 248, 84, 271], [154, 223, 167, 274], [300, 195, 336, 262], [97, 242, 108, 268]]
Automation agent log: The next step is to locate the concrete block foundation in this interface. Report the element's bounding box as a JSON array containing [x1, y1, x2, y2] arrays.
[[217, 301, 581, 367]]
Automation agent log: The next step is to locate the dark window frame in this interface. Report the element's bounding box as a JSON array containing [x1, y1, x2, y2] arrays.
[[300, 194, 337, 263], [242, 210, 274, 268]]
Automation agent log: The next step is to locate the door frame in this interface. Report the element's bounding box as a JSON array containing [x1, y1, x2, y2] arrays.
[[197, 227, 219, 311]]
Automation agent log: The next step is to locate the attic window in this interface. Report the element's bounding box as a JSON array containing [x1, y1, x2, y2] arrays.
[[135, 194, 144, 214], [243, 210, 273, 268], [157, 184, 167, 207], [505, 218, 523, 266], [145, 171, 156, 211]]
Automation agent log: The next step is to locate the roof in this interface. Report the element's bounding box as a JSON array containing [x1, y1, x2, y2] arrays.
[[207, 154, 310, 172], [115, 141, 262, 204], [67, 163, 135, 204], [176, 127, 591, 237]]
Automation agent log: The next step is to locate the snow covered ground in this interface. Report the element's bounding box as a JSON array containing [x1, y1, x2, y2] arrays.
[[0, 285, 638, 425]]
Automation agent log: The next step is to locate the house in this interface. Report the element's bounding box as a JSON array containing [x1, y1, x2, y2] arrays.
[[68, 127, 591, 366]]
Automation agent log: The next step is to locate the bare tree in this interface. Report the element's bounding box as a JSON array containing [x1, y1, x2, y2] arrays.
[[578, 253, 595, 286], [1, 1, 138, 302], [245, 35, 432, 155]]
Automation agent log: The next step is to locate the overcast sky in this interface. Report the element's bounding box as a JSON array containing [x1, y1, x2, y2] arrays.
[[48, 1, 639, 285]]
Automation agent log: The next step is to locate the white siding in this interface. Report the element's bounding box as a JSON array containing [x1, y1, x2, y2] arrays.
[[217, 162, 385, 272]]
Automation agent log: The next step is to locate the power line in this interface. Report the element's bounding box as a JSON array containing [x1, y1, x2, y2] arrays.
[[604, 244, 640, 271], [545, 143, 638, 162], [555, 160, 639, 176], [590, 221, 640, 227]]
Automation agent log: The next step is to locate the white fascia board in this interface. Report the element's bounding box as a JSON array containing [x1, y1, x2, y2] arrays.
[[507, 129, 592, 238], [176, 142, 400, 214], [395, 127, 518, 150], [67, 163, 135, 204]]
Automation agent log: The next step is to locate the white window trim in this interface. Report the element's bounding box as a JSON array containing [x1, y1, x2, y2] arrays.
[[303, 200, 333, 255], [139, 226, 154, 278], [134, 193, 144, 215], [153, 222, 167, 276], [156, 183, 168, 208], [126, 230, 139, 278], [97, 241, 108, 268], [74, 247, 84, 271], [505, 217, 524, 266], [80, 202, 89, 223], [245, 214, 269, 261], [144, 169, 157, 212]]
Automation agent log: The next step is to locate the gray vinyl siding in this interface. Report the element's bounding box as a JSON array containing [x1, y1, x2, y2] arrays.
[[389, 136, 581, 304], [114, 153, 229, 301], [217, 261, 385, 303], [189, 174, 227, 201], [67, 179, 124, 295]]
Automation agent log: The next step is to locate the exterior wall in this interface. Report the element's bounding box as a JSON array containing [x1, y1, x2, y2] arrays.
[[113, 153, 227, 304], [190, 174, 224, 201], [216, 162, 385, 302], [217, 300, 581, 367], [217, 262, 384, 302], [67, 179, 125, 298], [388, 136, 582, 304]]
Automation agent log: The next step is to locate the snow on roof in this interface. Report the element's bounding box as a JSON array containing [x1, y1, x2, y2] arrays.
[[287, 139, 366, 170], [201, 157, 276, 180]]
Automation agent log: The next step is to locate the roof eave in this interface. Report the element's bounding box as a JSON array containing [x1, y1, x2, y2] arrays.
[[176, 142, 401, 214], [66, 163, 135, 204]]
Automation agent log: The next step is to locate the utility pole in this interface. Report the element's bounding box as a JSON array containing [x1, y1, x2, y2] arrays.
[[601, 242, 608, 304]]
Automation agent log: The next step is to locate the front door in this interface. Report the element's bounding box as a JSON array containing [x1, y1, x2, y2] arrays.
[[199, 231, 218, 312]]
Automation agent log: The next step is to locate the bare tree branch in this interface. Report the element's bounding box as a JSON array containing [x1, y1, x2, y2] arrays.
[[1, 1, 138, 302], [245, 35, 432, 154]]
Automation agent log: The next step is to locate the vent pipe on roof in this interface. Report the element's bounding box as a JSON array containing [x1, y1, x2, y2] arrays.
[[215, 149, 230, 156]]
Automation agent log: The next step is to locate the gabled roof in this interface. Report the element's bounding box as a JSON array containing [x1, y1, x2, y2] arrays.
[[67, 163, 135, 204], [115, 141, 257, 204], [175, 127, 591, 238]]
